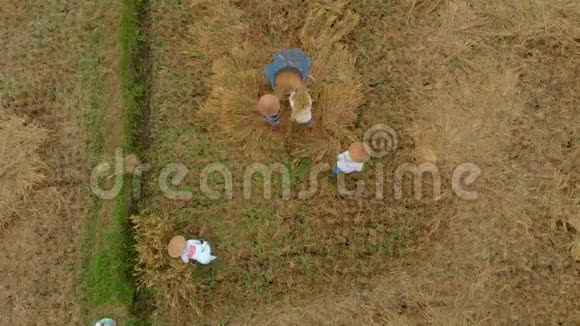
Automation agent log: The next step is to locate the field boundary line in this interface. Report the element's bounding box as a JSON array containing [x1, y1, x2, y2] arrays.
[[82, 0, 149, 324]]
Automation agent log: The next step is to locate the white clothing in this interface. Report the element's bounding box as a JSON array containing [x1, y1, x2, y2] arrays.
[[180, 239, 217, 265], [94, 319, 116, 326], [289, 91, 312, 123], [336, 151, 365, 174]]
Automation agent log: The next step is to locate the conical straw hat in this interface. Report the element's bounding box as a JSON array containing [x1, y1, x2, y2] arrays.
[[274, 70, 303, 99], [168, 235, 187, 258], [349, 142, 371, 162]]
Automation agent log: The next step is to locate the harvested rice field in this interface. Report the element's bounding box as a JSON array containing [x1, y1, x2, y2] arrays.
[[1, 0, 579, 325]]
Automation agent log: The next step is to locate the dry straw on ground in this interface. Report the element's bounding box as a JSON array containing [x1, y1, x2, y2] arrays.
[[289, 5, 363, 162], [202, 46, 278, 161], [0, 1, 95, 323], [192, 0, 364, 163], [142, 0, 579, 323], [233, 0, 580, 323], [132, 214, 200, 325], [189, 0, 248, 63], [570, 239, 580, 262], [0, 110, 47, 230]]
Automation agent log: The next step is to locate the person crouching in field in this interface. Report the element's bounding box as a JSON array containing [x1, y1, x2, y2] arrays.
[[265, 48, 314, 128], [332, 142, 371, 176], [168, 235, 217, 265], [257, 94, 282, 132], [289, 85, 313, 128]]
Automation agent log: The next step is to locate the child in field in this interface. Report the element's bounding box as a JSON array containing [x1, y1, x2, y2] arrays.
[[332, 142, 371, 175], [289, 85, 313, 128], [264, 48, 313, 127], [94, 318, 117, 326], [168, 235, 217, 265], [257, 94, 282, 131]]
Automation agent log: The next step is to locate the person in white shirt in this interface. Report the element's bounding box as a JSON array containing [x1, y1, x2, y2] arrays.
[[94, 318, 116, 326], [332, 142, 371, 175], [289, 86, 313, 128], [168, 235, 217, 265]]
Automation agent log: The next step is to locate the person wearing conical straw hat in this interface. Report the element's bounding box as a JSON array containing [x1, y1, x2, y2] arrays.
[[257, 94, 282, 132], [264, 48, 311, 93], [274, 70, 304, 100], [94, 318, 117, 326], [168, 235, 217, 265], [332, 142, 371, 175], [265, 48, 314, 128]]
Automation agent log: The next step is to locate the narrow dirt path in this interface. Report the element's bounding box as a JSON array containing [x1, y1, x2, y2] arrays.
[[96, 1, 124, 237], [83, 0, 149, 322], [88, 0, 132, 321]]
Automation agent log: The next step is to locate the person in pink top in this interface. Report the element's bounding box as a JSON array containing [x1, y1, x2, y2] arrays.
[[168, 235, 217, 265]]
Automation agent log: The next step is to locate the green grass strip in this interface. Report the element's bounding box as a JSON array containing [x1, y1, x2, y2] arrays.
[[120, 0, 146, 150], [83, 0, 147, 324]]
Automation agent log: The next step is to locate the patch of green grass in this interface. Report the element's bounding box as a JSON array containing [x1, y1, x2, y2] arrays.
[[0, 78, 31, 103], [152, 127, 227, 164], [85, 180, 135, 307], [300, 255, 317, 278], [290, 157, 312, 185], [79, 0, 114, 322], [120, 0, 147, 149], [80, 55, 106, 166], [82, 0, 149, 324]]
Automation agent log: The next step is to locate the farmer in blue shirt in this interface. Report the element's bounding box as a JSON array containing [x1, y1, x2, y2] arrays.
[[264, 48, 312, 90], [264, 49, 314, 127]]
